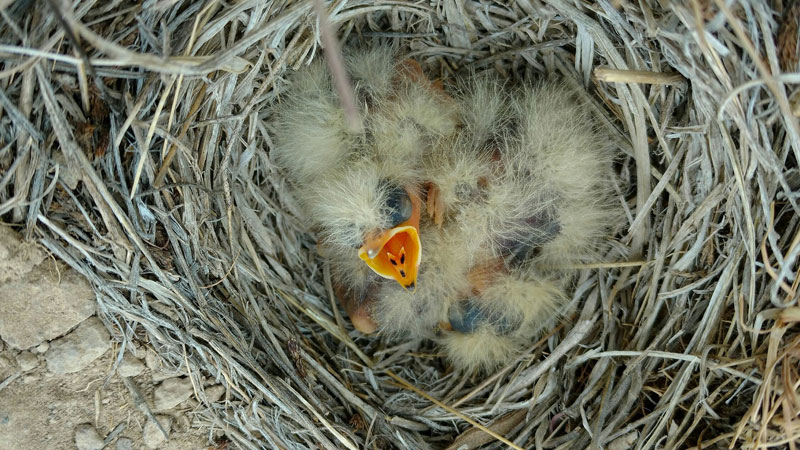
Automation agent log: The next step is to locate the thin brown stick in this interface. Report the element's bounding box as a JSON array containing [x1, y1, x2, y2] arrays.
[[312, 0, 362, 132]]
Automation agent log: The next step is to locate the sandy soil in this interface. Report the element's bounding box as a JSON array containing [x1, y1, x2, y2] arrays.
[[0, 345, 213, 450]]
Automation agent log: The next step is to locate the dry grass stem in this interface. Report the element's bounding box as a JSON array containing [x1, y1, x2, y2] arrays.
[[594, 67, 686, 86], [1, 0, 798, 448]]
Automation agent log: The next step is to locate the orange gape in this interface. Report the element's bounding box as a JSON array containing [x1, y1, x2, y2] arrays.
[[356, 61, 449, 290], [358, 189, 422, 289], [359, 226, 420, 289]]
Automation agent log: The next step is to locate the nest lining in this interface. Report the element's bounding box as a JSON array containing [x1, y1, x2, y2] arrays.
[[1, 0, 799, 449]]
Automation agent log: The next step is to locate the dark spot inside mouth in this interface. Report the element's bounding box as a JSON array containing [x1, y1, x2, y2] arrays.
[[406, 282, 415, 289], [399, 270, 406, 278], [390, 259, 397, 266], [400, 254, 405, 264]]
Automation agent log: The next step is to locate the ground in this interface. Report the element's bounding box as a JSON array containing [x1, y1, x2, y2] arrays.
[[0, 225, 216, 450], [0, 348, 211, 450]]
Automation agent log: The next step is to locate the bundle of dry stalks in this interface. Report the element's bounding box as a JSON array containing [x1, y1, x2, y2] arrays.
[[1, 0, 799, 448]]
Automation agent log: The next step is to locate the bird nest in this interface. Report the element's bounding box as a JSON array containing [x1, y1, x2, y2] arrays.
[[2, 1, 799, 448]]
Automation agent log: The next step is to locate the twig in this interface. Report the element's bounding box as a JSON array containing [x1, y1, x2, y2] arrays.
[[312, 0, 362, 132], [594, 67, 686, 85]]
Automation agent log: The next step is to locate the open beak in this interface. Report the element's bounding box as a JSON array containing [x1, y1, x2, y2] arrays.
[[358, 189, 422, 289]]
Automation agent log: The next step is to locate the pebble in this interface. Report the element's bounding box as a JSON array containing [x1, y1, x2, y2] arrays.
[[0, 225, 46, 284], [205, 384, 225, 403], [117, 352, 145, 378], [154, 377, 194, 411], [74, 423, 104, 450], [0, 354, 13, 373], [145, 349, 185, 382], [174, 414, 191, 432], [52, 151, 81, 190], [143, 415, 172, 449], [45, 317, 110, 374], [33, 342, 49, 354], [128, 342, 145, 359], [22, 374, 39, 384], [0, 225, 94, 350], [115, 437, 134, 450], [15, 351, 38, 372]]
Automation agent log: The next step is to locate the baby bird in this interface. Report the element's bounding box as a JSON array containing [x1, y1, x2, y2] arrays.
[[271, 48, 617, 371], [272, 47, 457, 331]]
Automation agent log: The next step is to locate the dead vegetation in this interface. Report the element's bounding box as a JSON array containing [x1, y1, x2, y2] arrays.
[[1, 0, 799, 448]]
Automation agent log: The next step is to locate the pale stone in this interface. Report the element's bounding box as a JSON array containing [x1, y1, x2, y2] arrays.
[[74, 423, 104, 450], [145, 349, 184, 382], [45, 317, 110, 374], [15, 351, 38, 372], [0, 225, 45, 284], [205, 384, 225, 403], [143, 415, 172, 449], [33, 342, 49, 354], [117, 352, 145, 378], [154, 377, 194, 411], [52, 151, 81, 190], [115, 437, 133, 450], [22, 374, 39, 384], [0, 261, 95, 350]]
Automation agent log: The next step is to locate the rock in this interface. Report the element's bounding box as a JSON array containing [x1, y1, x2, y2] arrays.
[[115, 437, 133, 450], [22, 374, 38, 384], [174, 413, 191, 432], [74, 423, 104, 450], [127, 342, 145, 359], [45, 317, 110, 374], [15, 351, 38, 372], [52, 151, 81, 190], [0, 225, 46, 284], [33, 342, 49, 354], [0, 354, 14, 374], [154, 377, 194, 411], [145, 350, 184, 382], [143, 415, 172, 449], [0, 260, 95, 350], [117, 353, 145, 378], [205, 385, 225, 403]]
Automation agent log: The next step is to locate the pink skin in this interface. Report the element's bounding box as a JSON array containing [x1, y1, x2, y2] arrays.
[[333, 281, 378, 334]]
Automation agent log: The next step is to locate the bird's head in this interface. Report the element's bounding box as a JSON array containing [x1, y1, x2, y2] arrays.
[[358, 184, 421, 289]]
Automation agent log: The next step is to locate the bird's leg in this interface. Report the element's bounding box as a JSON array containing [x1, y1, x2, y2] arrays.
[[395, 59, 454, 107], [424, 181, 445, 227], [332, 280, 378, 334], [466, 257, 507, 295], [397, 59, 427, 85]]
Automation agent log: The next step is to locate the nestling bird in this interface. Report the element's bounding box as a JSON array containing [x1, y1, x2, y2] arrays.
[[271, 47, 617, 370]]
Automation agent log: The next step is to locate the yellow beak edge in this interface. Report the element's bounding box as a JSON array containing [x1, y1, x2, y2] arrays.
[[358, 225, 421, 289]]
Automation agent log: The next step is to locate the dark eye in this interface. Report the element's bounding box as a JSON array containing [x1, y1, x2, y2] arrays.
[[383, 184, 412, 226]]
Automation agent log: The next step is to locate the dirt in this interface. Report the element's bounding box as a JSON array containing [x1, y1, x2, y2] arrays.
[[0, 345, 211, 450]]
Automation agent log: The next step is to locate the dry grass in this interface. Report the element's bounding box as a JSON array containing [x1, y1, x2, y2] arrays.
[[1, 0, 799, 448]]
